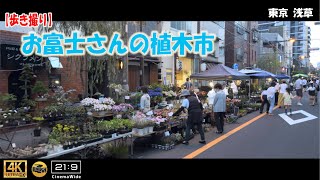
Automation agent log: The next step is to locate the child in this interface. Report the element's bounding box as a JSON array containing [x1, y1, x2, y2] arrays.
[[283, 88, 295, 115], [260, 87, 269, 114]]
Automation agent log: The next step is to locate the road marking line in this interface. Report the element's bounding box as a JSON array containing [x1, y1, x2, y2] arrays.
[[278, 110, 318, 125], [183, 106, 279, 159]]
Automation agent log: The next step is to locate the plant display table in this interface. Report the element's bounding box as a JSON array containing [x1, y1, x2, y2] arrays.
[[39, 132, 133, 159]]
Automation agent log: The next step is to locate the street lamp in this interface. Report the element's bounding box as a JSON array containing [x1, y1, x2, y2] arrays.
[[287, 38, 295, 82]]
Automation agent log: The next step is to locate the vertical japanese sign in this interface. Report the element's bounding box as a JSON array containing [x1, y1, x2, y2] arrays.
[[1, 44, 45, 69]]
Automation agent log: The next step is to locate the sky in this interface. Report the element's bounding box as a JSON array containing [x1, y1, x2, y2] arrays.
[[305, 21, 320, 68]]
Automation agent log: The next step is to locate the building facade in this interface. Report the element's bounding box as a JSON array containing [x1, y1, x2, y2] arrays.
[[225, 21, 259, 70], [0, 30, 86, 104], [159, 21, 225, 88], [127, 21, 161, 91], [258, 21, 311, 68]]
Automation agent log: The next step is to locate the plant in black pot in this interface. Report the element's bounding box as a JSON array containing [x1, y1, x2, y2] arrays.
[[122, 119, 134, 133], [0, 120, 3, 128], [34, 126, 41, 137]]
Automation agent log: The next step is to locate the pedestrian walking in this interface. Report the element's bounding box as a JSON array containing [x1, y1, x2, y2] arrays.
[[213, 83, 226, 134], [260, 87, 270, 114], [267, 82, 276, 115], [172, 89, 206, 145], [274, 79, 280, 106], [278, 80, 288, 108], [294, 76, 303, 106], [306, 81, 316, 106], [283, 88, 295, 115], [302, 77, 307, 92]]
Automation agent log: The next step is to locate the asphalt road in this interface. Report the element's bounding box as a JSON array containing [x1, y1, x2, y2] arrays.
[[139, 92, 319, 159]]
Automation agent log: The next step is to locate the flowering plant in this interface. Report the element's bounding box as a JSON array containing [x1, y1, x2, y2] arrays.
[[108, 83, 128, 95], [231, 99, 241, 103], [93, 104, 112, 111], [81, 98, 100, 106], [163, 90, 177, 97], [132, 111, 146, 120], [100, 97, 115, 105], [151, 116, 167, 124], [148, 89, 163, 97], [112, 103, 134, 112]]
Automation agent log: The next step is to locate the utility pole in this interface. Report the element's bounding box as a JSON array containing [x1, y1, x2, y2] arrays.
[[197, 21, 201, 73], [139, 21, 145, 87]]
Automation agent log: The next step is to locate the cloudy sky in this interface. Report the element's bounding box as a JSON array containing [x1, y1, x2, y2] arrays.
[[306, 21, 320, 67]]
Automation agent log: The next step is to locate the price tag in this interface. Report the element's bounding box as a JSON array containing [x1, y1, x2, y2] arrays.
[[168, 112, 173, 117], [125, 96, 130, 100], [12, 143, 16, 148], [164, 131, 170, 136]]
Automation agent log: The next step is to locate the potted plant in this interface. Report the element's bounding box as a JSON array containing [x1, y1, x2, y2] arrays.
[[0, 93, 17, 110], [34, 126, 41, 137], [93, 104, 112, 116], [32, 81, 49, 101], [122, 119, 134, 132], [134, 119, 147, 136], [80, 98, 100, 111]]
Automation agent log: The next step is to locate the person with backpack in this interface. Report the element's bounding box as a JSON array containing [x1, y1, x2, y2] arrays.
[[172, 89, 206, 145], [306, 81, 316, 106]]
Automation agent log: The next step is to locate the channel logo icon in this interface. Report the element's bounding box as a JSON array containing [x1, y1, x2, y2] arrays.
[[32, 161, 48, 178], [3, 160, 27, 178]]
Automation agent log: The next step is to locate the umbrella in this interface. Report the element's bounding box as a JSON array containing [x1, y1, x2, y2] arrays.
[[275, 74, 290, 79], [292, 74, 308, 78]]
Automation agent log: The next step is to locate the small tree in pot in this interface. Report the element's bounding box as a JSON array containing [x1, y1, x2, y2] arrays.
[[32, 81, 49, 101]]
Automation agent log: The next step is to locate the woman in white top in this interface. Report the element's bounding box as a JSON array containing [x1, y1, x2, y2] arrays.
[[260, 87, 270, 114], [278, 80, 288, 108], [267, 82, 277, 115]]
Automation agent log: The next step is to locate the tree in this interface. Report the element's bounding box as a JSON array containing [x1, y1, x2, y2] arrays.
[[37, 21, 127, 97], [257, 53, 281, 74], [19, 64, 34, 99]]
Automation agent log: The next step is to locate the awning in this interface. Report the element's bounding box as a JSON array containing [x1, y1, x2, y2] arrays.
[[190, 64, 249, 80], [275, 74, 290, 79], [239, 69, 261, 74], [48, 57, 63, 68]]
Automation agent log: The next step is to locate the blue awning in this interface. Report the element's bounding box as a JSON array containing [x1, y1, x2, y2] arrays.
[[48, 57, 63, 68], [275, 74, 290, 79]]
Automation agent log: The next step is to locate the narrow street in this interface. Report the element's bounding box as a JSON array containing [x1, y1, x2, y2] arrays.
[[137, 93, 319, 159]]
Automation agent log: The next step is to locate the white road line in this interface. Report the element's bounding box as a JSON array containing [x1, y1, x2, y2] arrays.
[[278, 110, 318, 125]]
